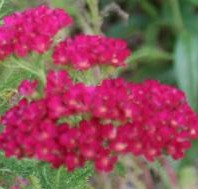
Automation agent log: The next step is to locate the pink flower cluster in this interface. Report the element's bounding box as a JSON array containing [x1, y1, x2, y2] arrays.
[[0, 5, 72, 60], [18, 80, 37, 96], [1, 71, 198, 172], [52, 35, 131, 70]]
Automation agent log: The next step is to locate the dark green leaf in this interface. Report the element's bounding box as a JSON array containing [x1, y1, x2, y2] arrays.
[[114, 162, 126, 177], [127, 46, 172, 64], [174, 32, 198, 111]]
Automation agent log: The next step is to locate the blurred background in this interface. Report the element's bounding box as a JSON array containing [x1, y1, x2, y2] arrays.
[[1, 0, 198, 188]]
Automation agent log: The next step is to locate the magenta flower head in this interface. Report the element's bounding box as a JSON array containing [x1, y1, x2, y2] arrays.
[[52, 35, 131, 70], [45, 70, 72, 96], [18, 80, 38, 96], [0, 5, 72, 60], [1, 69, 198, 172]]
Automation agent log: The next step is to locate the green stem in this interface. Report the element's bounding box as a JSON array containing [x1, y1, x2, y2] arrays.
[[130, 157, 155, 189], [55, 166, 63, 189], [10, 57, 46, 85], [91, 66, 101, 84], [149, 159, 179, 189], [141, 0, 158, 18], [86, 0, 101, 34], [38, 69, 46, 86], [41, 165, 52, 189], [15, 60, 39, 76], [169, 0, 185, 32], [0, 0, 4, 11], [160, 158, 179, 189], [28, 175, 42, 189]]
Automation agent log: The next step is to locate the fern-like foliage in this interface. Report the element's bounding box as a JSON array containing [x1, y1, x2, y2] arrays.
[[0, 0, 13, 21], [0, 152, 93, 189], [0, 62, 34, 114]]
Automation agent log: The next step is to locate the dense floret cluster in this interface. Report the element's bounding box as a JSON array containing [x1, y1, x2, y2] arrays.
[[1, 71, 198, 172], [18, 80, 37, 96], [0, 5, 72, 60], [52, 35, 131, 70]]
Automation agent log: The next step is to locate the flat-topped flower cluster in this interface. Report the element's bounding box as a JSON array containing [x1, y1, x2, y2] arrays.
[[0, 5, 198, 172], [1, 71, 198, 171], [0, 5, 72, 59], [53, 35, 131, 70]]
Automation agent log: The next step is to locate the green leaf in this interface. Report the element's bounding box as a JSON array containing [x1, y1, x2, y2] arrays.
[[0, 153, 93, 189], [174, 32, 198, 111], [0, 0, 5, 11], [0, 63, 33, 114], [0, 0, 13, 19], [189, 0, 198, 6], [127, 46, 172, 64], [28, 175, 42, 189], [49, 0, 77, 16], [114, 161, 126, 176], [179, 140, 198, 167], [180, 0, 198, 33], [105, 16, 149, 38]]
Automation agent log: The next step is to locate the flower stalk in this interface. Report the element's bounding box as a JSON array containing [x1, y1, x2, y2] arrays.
[[169, 0, 184, 32]]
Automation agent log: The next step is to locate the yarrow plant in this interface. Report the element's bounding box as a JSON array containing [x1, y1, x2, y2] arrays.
[[0, 4, 198, 179]]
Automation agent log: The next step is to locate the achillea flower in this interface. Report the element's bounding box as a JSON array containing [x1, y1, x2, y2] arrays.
[[1, 3, 197, 175], [0, 5, 72, 60], [18, 80, 37, 96], [52, 35, 131, 70], [0, 70, 198, 172], [45, 70, 72, 96]]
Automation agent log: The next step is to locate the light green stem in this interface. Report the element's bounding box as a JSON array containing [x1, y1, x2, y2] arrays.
[[169, 0, 185, 32], [10, 57, 46, 85], [0, 0, 4, 11], [55, 166, 63, 189], [28, 175, 42, 189], [86, 0, 101, 34]]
